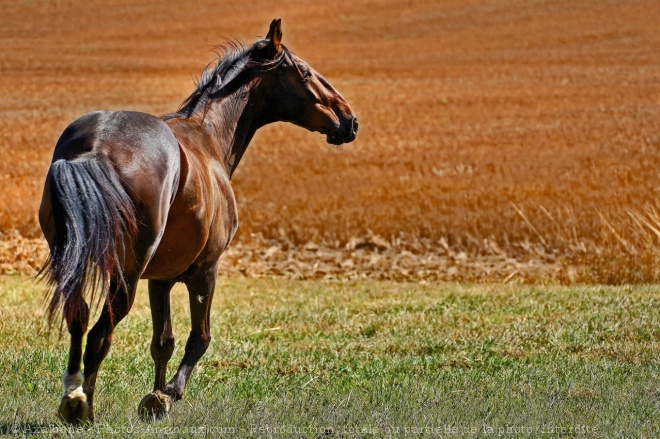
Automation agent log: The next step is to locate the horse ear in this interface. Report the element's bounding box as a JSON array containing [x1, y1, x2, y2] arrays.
[[265, 18, 282, 55]]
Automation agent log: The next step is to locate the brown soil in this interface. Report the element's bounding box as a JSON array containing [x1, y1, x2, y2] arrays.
[[1, 0, 659, 283]]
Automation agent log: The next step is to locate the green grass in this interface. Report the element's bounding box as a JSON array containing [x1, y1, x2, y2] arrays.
[[1, 275, 659, 437]]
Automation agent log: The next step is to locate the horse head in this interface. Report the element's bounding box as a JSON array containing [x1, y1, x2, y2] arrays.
[[209, 19, 358, 145]]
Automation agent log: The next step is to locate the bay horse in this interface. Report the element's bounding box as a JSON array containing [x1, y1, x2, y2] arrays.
[[38, 19, 357, 423]]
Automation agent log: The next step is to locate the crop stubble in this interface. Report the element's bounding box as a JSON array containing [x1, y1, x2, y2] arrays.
[[0, 0, 658, 283]]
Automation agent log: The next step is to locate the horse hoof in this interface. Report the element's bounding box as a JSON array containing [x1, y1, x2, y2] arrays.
[[138, 391, 172, 420], [58, 389, 89, 424]]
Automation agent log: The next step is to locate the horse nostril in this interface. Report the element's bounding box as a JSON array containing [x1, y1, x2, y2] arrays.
[[340, 116, 358, 143]]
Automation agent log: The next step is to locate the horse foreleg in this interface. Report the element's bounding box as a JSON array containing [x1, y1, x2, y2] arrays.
[[81, 276, 138, 421], [163, 266, 217, 402], [138, 279, 176, 420], [58, 292, 90, 424]]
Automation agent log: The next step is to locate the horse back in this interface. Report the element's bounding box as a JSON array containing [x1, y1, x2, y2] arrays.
[[53, 111, 179, 166]]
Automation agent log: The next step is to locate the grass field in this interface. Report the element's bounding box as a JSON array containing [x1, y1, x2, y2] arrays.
[[1, 276, 658, 437]]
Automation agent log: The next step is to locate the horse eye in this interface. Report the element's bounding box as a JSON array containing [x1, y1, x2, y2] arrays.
[[302, 70, 312, 81]]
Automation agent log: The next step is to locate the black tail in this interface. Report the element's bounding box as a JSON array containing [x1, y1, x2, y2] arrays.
[[41, 157, 137, 324]]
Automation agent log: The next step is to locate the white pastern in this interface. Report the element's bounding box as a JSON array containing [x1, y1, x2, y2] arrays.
[[62, 370, 86, 400]]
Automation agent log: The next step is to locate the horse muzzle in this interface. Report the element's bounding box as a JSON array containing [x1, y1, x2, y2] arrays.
[[326, 116, 358, 145]]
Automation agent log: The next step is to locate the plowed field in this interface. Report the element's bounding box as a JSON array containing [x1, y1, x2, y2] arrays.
[[1, 0, 658, 282]]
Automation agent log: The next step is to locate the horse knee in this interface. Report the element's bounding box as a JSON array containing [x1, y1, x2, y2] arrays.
[[186, 330, 211, 355], [151, 334, 175, 361], [198, 332, 211, 351]]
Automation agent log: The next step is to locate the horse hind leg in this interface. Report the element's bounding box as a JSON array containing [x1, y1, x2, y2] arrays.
[[80, 274, 139, 421], [138, 279, 176, 420], [58, 293, 90, 424]]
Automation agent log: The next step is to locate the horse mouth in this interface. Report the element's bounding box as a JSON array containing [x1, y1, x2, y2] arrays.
[[326, 132, 345, 145], [325, 125, 357, 145]]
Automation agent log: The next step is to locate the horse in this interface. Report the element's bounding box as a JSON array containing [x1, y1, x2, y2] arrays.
[[38, 19, 357, 423]]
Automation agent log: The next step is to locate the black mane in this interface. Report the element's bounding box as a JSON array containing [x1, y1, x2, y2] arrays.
[[167, 39, 288, 119]]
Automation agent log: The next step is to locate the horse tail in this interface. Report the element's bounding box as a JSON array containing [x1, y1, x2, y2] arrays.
[[41, 157, 137, 324]]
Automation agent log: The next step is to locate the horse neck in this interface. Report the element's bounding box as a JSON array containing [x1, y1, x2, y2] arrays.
[[202, 90, 267, 178]]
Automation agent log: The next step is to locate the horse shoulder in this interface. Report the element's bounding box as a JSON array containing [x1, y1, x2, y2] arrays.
[[183, 154, 239, 266], [211, 161, 239, 253], [142, 143, 237, 279], [166, 117, 239, 246]]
